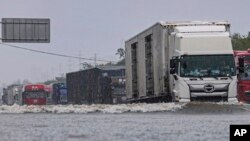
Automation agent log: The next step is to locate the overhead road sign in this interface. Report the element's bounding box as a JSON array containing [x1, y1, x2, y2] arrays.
[[1, 18, 50, 43]]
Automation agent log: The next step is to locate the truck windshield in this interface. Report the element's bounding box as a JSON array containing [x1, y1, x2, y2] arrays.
[[59, 89, 67, 96], [180, 55, 236, 77], [24, 91, 46, 98], [245, 55, 250, 61], [59, 89, 67, 101], [239, 64, 250, 80]]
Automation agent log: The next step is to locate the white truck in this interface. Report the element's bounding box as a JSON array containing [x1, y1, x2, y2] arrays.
[[2, 85, 23, 105], [125, 21, 237, 102]]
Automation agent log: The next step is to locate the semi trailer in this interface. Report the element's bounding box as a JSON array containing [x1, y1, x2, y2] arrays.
[[66, 66, 126, 104], [66, 68, 113, 104], [125, 21, 238, 102]]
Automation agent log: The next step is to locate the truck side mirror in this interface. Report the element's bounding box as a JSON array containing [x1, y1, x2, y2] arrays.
[[170, 68, 176, 74], [238, 57, 244, 73], [170, 59, 175, 68], [182, 61, 187, 69]]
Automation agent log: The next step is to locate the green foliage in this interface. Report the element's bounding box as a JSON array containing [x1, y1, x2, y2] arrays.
[[232, 32, 250, 50], [97, 48, 125, 67], [97, 58, 125, 67], [115, 48, 125, 59]]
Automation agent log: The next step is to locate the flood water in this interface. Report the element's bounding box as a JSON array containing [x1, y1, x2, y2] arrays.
[[0, 102, 250, 141]]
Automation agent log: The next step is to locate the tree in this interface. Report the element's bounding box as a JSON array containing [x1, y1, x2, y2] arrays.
[[232, 32, 250, 50], [115, 48, 125, 59], [96, 48, 126, 67], [80, 62, 93, 70]]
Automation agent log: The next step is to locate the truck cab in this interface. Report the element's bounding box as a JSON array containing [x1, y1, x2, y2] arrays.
[[169, 23, 237, 102], [234, 50, 250, 103]]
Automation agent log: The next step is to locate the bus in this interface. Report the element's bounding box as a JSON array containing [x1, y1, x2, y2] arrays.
[[22, 84, 48, 105]]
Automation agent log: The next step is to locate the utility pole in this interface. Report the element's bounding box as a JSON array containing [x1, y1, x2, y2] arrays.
[[68, 58, 72, 72], [79, 51, 82, 70], [94, 53, 97, 67]]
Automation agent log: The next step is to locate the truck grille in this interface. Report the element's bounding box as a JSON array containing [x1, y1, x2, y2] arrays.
[[189, 84, 229, 93]]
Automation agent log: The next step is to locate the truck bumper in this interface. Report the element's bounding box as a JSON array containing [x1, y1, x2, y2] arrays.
[[191, 92, 227, 97], [179, 98, 191, 103], [228, 97, 238, 103]]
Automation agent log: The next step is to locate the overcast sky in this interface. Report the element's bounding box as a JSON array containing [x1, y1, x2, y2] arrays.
[[0, 0, 250, 85]]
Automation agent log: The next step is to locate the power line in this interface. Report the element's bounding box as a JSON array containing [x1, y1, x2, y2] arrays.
[[0, 43, 114, 63]]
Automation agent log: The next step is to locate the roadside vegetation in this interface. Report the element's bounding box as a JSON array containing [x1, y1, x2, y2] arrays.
[[232, 32, 250, 50]]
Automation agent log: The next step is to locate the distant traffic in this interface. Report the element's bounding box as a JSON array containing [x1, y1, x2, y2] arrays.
[[1, 66, 126, 105], [1, 21, 250, 105], [2, 83, 67, 105]]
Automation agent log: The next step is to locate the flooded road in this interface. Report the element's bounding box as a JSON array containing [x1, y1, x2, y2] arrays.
[[0, 103, 250, 141]]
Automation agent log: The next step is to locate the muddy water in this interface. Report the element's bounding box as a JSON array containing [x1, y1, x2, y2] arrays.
[[0, 103, 249, 141]]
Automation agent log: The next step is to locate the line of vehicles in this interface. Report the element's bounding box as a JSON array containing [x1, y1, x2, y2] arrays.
[[1, 66, 126, 105], [1, 21, 250, 105], [2, 83, 68, 105]]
